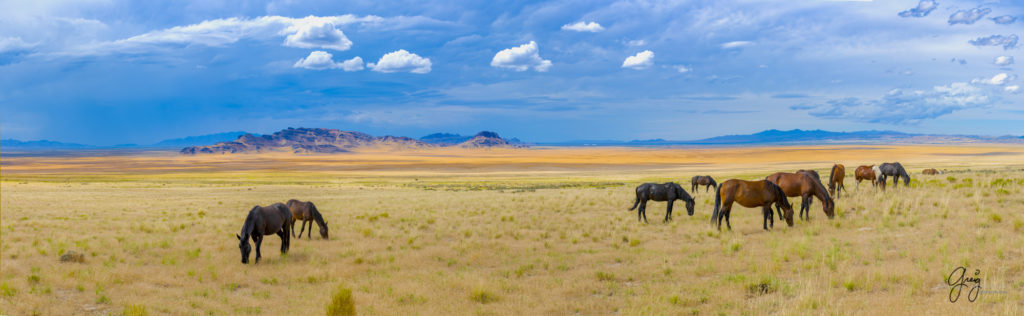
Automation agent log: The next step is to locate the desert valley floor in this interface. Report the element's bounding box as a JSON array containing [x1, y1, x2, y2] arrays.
[[2, 145, 1023, 314]]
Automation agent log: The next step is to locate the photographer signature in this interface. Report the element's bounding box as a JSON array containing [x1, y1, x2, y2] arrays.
[[946, 266, 981, 303]]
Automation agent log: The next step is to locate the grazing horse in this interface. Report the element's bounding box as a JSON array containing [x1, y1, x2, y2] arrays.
[[878, 162, 911, 189], [854, 165, 878, 188], [236, 203, 291, 264], [628, 182, 696, 223], [922, 168, 941, 175], [690, 175, 717, 193], [828, 164, 847, 197], [711, 179, 794, 231], [287, 199, 329, 239], [766, 172, 835, 221]]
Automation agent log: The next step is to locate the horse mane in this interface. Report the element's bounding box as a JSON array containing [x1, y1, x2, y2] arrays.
[[829, 164, 838, 187], [309, 202, 326, 225], [240, 205, 260, 239], [766, 181, 791, 209]]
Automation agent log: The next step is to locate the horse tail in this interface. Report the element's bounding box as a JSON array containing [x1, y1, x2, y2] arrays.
[[628, 191, 640, 211], [711, 184, 722, 225]]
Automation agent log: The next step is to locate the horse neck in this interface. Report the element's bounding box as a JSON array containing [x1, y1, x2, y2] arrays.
[[240, 212, 256, 240], [810, 179, 830, 202]]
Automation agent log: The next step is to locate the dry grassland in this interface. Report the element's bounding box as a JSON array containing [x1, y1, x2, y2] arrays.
[[1, 145, 1023, 315]]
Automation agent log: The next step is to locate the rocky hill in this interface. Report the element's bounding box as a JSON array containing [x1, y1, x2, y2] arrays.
[[181, 128, 525, 154]]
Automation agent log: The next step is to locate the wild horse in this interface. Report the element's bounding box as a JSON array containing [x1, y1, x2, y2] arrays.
[[236, 203, 291, 264]]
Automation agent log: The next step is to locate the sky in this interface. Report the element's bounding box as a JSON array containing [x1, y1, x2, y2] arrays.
[[1, 0, 1023, 145]]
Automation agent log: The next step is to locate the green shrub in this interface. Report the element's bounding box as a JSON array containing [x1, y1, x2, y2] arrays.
[[123, 304, 149, 316], [325, 285, 355, 316], [469, 288, 498, 304]]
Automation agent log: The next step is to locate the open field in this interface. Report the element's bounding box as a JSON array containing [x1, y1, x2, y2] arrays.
[[2, 145, 1024, 315]]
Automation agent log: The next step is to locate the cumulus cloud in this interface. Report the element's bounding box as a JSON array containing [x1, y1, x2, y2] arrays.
[[622, 50, 654, 69], [991, 15, 1017, 24], [971, 73, 1016, 85], [1005, 85, 1020, 93], [898, 0, 938, 18], [561, 21, 604, 32], [490, 41, 552, 72], [948, 7, 991, 25], [994, 56, 1014, 66], [283, 21, 351, 51], [60, 15, 436, 56], [968, 35, 1018, 50], [0, 36, 36, 53], [792, 82, 991, 124], [720, 41, 754, 49], [369, 49, 431, 73], [293, 51, 363, 71]]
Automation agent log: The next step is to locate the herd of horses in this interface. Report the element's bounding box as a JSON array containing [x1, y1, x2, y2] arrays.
[[236, 199, 329, 264], [630, 162, 917, 231], [235, 161, 922, 263]]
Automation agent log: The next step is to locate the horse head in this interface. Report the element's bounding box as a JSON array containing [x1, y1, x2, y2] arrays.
[[318, 220, 329, 239], [237, 234, 251, 264], [824, 197, 835, 219]]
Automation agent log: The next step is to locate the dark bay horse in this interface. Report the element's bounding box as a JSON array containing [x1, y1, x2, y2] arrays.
[[766, 172, 835, 221], [854, 165, 878, 188], [828, 164, 847, 197], [628, 182, 696, 223], [878, 162, 911, 189], [690, 175, 717, 193], [797, 169, 820, 182], [287, 199, 329, 239], [711, 179, 793, 231], [236, 203, 291, 264]]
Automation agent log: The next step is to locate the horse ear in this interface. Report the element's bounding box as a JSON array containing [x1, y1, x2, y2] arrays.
[[236, 234, 241, 240]]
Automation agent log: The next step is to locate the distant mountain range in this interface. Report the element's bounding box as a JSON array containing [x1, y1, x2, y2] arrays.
[[4, 129, 1022, 153], [180, 128, 526, 154], [2, 131, 246, 150], [542, 129, 1024, 146]]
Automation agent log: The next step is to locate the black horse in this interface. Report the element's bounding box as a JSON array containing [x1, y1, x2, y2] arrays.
[[878, 162, 911, 189], [236, 203, 292, 264], [628, 182, 696, 223], [690, 175, 717, 193]]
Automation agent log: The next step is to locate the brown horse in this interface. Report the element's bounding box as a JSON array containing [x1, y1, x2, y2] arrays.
[[236, 203, 291, 264], [828, 164, 847, 197], [922, 168, 940, 175], [854, 165, 878, 188], [690, 175, 717, 193], [711, 179, 794, 231], [287, 199, 329, 239], [797, 169, 820, 182], [766, 172, 835, 221]]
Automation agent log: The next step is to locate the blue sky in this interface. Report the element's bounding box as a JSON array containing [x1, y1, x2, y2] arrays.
[[1, 0, 1023, 145]]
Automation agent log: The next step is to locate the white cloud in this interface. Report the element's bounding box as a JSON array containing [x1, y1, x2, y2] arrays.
[[991, 15, 1017, 24], [898, 0, 938, 18], [948, 7, 991, 25], [674, 65, 690, 73], [971, 73, 1016, 85], [627, 40, 646, 47], [293, 51, 363, 71], [622, 50, 654, 69], [59, 15, 433, 56], [283, 21, 352, 51], [793, 82, 991, 124], [968, 35, 1018, 50], [720, 41, 754, 49], [994, 56, 1014, 66], [369, 49, 431, 73], [0, 36, 37, 53], [561, 21, 604, 32], [490, 41, 552, 72], [1005, 85, 1020, 93]]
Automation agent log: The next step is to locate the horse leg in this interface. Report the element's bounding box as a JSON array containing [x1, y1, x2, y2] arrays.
[[664, 200, 674, 222], [306, 220, 312, 239], [725, 207, 732, 230], [254, 235, 263, 264], [278, 228, 290, 254], [298, 220, 308, 239], [638, 200, 647, 223], [291, 219, 296, 238]]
